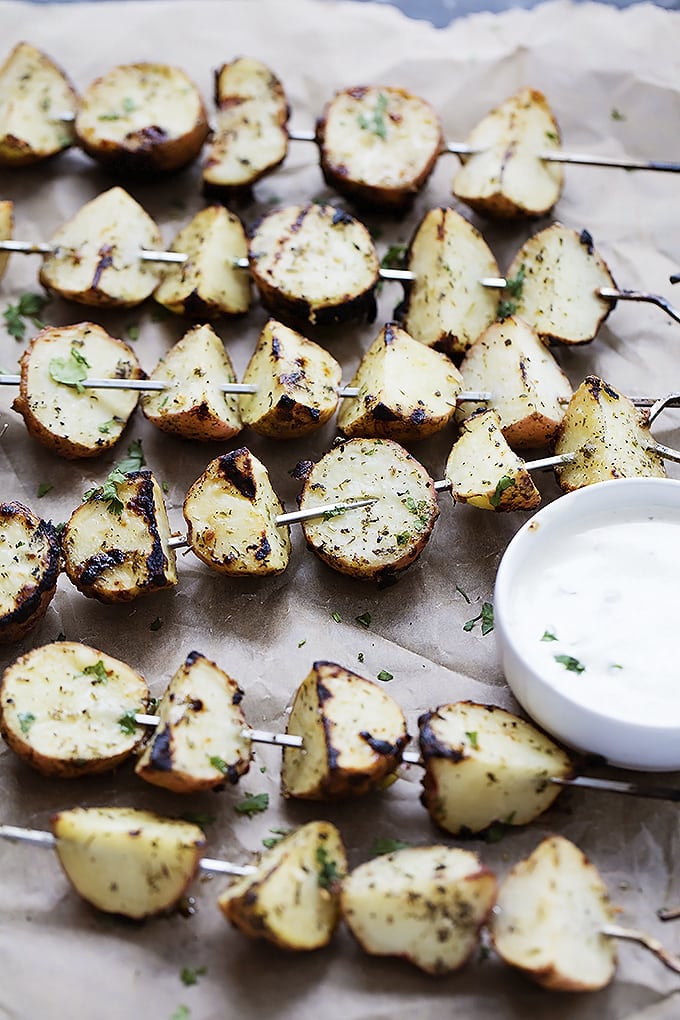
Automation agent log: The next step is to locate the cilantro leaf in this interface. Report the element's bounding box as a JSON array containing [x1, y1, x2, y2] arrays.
[[463, 602, 494, 636], [234, 792, 269, 817], [4, 292, 50, 341], [48, 345, 90, 393], [117, 710, 139, 735], [82, 660, 108, 684]]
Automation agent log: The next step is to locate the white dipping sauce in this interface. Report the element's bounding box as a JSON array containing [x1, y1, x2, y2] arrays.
[[507, 505, 680, 727]]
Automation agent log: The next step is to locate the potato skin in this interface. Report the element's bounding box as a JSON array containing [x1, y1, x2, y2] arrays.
[[0, 502, 61, 644]]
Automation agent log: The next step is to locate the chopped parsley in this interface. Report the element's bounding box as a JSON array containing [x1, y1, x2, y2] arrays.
[[403, 496, 432, 529], [48, 344, 90, 393], [322, 507, 345, 521], [262, 827, 291, 849], [115, 439, 144, 474], [4, 292, 49, 341], [170, 1008, 190, 1020], [82, 441, 145, 516], [18, 712, 36, 735], [316, 846, 342, 889], [497, 265, 525, 320], [465, 731, 479, 749], [98, 419, 116, 435], [555, 654, 586, 674], [369, 836, 410, 857], [376, 669, 393, 682], [180, 966, 206, 987], [127, 324, 140, 342], [37, 482, 52, 499], [545, 130, 559, 142], [180, 812, 216, 828], [357, 91, 389, 140], [541, 629, 558, 642], [355, 612, 372, 629], [331, 611, 342, 623], [490, 475, 515, 508], [117, 710, 138, 735], [484, 812, 516, 844], [234, 792, 269, 817], [150, 617, 163, 632], [83, 660, 108, 684], [208, 755, 229, 775], [298, 638, 306, 648], [380, 243, 407, 270], [611, 108, 626, 121], [463, 602, 494, 636]]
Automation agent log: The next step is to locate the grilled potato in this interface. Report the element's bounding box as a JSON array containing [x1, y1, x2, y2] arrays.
[[0, 641, 148, 777], [0, 42, 77, 166], [203, 57, 289, 198], [507, 224, 616, 345], [455, 316, 572, 448], [183, 448, 290, 576], [419, 702, 573, 836], [239, 318, 341, 438], [281, 661, 409, 800], [445, 409, 541, 512], [12, 322, 143, 459], [0, 199, 12, 280], [141, 324, 242, 441], [153, 205, 251, 319], [136, 650, 251, 793], [52, 807, 205, 918], [249, 203, 379, 326], [0, 502, 60, 644], [300, 437, 439, 581], [75, 62, 209, 176], [337, 322, 462, 442], [62, 469, 177, 602], [491, 835, 618, 991], [341, 845, 497, 975], [316, 85, 442, 212], [400, 208, 499, 356], [39, 187, 163, 308], [218, 820, 346, 950], [452, 88, 563, 219]]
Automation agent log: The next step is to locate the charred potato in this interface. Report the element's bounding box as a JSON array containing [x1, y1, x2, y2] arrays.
[[491, 836, 618, 991], [141, 324, 242, 441], [0, 42, 77, 166], [337, 322, 462, 442], [183, 448, 290, 576], [239, 318, 341, 438], [316, 85, 442, 212], [0, 641, 148, 777], [0, 502, 60, 644], [136, 650, 251, 793], [62, 469, 177, 602], [281, 661, 409, 800], [218, 820, 346, 950], [419, 702, 573, 836], [12, 322, 143, 459], [52, 807, 205, 918], [341, 846, 497, 975], [75, 62, 209, 176]]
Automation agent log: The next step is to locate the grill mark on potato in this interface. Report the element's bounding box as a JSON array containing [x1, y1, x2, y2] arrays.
[[417, 711, 466, 763], [359, 731, 407, 758], [0, 505, 60, 634], [92, 244, 114, 289], [149, 724, 173, 771], [128, 472, 172, 586], [79, 547, 127, 586], [217, 448, 257, 499]]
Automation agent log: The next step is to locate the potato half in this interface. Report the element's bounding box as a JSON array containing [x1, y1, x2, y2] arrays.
[[75, 62, 209, 176], [281, 661, 409, 800], [249, 203, 379, 326], [62, 470, 177, 602], [554, 375, 665, 491], [0, 641, 148, 777], [218, 820, 347, 950], [183, 448, 290, 576], [316, 85, 442, 212], [52, 807, 205, 918], [12, 322, 143, 459], [136, 650, 251, 793], [341, 845, 497, 974], [401, 207, 499, 356], [419, 701, 573, 835], [0, 42, 77, 166], [491, 835, 618, 991], [203, 57, 289, 197], [300, 437, 439, 581], [0, 502, 61, 644], [39, 187, 163, 308], [337, 322, 462, 442], [452, 88, 563, 219]]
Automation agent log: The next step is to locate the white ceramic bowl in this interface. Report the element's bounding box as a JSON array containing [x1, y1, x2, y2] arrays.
[[495, 478, 680, 771]]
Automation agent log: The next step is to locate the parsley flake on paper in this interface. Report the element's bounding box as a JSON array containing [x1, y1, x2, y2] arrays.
[[234, 792, 269, 817], [369, 836, 410, 857], [376, 669, 393, 682], [4, 292, 49, 341], [463, 602, 494, 636], [180, 966, 206, 987]]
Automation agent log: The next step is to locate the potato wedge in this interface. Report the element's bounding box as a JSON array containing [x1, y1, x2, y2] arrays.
[[12, 322, 143, 459], [0, 199, 12, 280], [316, 85, 442, 212], [452, 88, 563, 219], [218, 820, 346, 950], [0, 641, 148, 777], [341, 845, 497, 974], [141, 324, 242, 441], [281, 661, 409, 800], [491, 835, 618, 991], [419, 702, 573, 835], [183, 448, 290, 576], [239, 318, 341, 438], [52, 807, 205, 918], [75, 62, 209, 176], [445, 409, 541, 512], [455, 316, 572, 448], [153, 205, 251, 319], [554, 375, 665, 492], [300, 437, 438, 581], [203, 57, 289, 197], [507, 224, 615, 345], [400, 208, 499, 356], [0, 501, 60, 644], [337, 323, 462, 441], [136, 650, 251, 792], [39, 187, 163, 308], [62, 469, 177, 602], [0, 42, 77, 166], [249, 203, 379, 326]]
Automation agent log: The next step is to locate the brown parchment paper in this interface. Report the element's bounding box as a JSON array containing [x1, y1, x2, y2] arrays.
[[1, 0, 680, 1016]]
